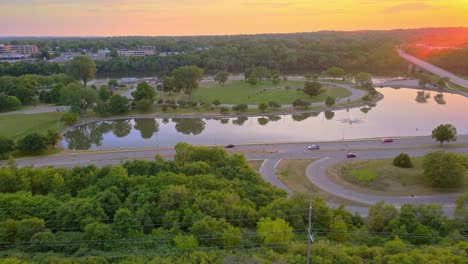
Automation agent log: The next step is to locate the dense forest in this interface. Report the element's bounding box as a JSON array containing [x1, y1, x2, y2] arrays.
[[0, 144, 467, 263]]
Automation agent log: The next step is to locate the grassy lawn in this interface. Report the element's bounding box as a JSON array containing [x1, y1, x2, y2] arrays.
[[448, 81, 468, 94], [331, 157, 468, 196], [247, 160, 264, 172], [0, 112, 63, 140], [276, 159, 367, 206], [160, 80, 351, 105]]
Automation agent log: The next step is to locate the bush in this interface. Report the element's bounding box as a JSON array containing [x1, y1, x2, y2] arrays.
[[422, 151, 465, 188], [325, 96, 335, 107], [178, 100, 187, 108], [157, 99, 164, 104], [232, 104, 248, 112], [258, 103, 268, 112], [17, 133, 48, 153], [393, 153, 413, 168], [292, 99, 310, 108], [212, 99, 221, 106], [361, 95, 371, 101], [61, 112, 78, 125], [220, 107, 229, 114], [268, 101, 281, 109]]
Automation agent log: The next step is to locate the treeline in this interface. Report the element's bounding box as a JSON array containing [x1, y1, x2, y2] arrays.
[[0, 74, 74, 110], [0, 143, 467, 263], [0, 61, 65, 77], [425, 47, 468, 76]]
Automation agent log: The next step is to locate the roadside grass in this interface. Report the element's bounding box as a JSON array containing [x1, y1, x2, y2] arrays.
[[448, 81, 468, 94], [0, 112, 63, 140], [330, 156, 468, 196], [276, 159, 367, 206], [159, 80, 351, 105], [247, 160, 264, 172]]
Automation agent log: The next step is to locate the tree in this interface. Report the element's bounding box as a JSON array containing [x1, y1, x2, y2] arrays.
[[247, 73, 258, 86], [17, 133, 48, 154], [303, 81, 322, 97], [45, 130, 61, 149], [172, 65, 204, 100], [417, 73, 435, 88], [292, 99, 310, 108], [0, 95, 22, 112], [107, 79, 119, 91], [393, 153, 413, 168], [132, 82, 156, 102], [162, 77, 176, 95], [84, 222, 113, 251], [368, 202, 398, 232], [304, 73, 312, 80], [0, 136, 14, 159], [272, 74, 281, 85], [436, 77, 449, 90], [325, 96, 335, 107], [326, 67, 345, 80], [328, 215, 349, 242], [251, 66, 270, 82], [69, 55, 96, 87], [432, 124, 457, 146], [60, 83, 98, 118], [98, 86, 111, 101], [258, 103, 268, 112], [354, 72, 373, 88], [61, 112, 78, 125], [422, 151, 465, 188], [109, 48, 119, 58], [257, 218, 294, 250], [109, 94, 130, 115], [214, 71, 229, 85]]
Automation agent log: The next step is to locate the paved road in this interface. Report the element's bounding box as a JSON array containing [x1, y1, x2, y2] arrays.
[[397, 49, 468, 91], [3, 134, 467, 218]]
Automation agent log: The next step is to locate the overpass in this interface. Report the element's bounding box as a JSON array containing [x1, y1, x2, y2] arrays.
[[397, 49, 468, 89]]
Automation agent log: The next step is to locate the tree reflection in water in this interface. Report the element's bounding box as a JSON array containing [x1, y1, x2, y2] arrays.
[[64, 121, 113, 150], [291, 112, 319, 122], [268, 115, 281, 122], [133, 118, 159, 139], [232, 116, 248, 126], [112, 120, 132, 138], [434, 93, 446, 105], [415, 91, 430, 104], [324, 111, 335, 120], [257, 117, 269, 126], [172, 118, 206, 135]]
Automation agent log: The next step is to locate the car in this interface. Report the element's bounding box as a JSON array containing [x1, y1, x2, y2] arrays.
[[346, 153, 357, 158], [224, 144, 235, 148], [381, 138, 394, 143], [307, 145, 320, 150]]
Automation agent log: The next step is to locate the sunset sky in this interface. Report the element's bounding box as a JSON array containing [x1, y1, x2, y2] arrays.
[[1, 0, 468, 36]]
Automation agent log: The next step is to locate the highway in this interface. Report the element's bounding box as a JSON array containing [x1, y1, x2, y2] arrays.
[[397, 49, 468, 91]]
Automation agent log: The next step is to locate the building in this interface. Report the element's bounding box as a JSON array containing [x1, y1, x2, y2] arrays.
[[0, 44, 39, 59], [118, 46, 156, 57]]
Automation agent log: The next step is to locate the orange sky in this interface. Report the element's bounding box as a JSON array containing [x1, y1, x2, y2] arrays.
[[1, 0, 468, 36]]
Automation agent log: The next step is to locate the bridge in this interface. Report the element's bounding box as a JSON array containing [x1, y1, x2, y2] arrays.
[[397, 49, 468, 89]]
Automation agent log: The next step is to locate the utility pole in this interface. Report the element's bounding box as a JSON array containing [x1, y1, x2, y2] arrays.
[[307, 193, 314, 264]]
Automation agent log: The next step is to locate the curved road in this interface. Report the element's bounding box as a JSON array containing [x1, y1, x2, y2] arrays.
[[3, 135, 467, 216], [397, 49, 468, 93]]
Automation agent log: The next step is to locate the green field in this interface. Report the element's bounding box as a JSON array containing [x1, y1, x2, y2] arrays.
[[0, 112, 63, 140], [186, 80, 351, 104], [336, 157, 468, 195]]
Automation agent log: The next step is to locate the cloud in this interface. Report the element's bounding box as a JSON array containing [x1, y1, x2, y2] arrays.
[[242, 1, 292, 8], [383, 3, 431, 13]]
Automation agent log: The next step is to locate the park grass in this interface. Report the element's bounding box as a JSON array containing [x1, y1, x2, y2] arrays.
[[448, 81, 468, 94], [0, 112, 63, 140], [276, 159, 367, 206], [330, 156, 468, 196], [247, 160, 264, 172], [164, 80, 351, 105]]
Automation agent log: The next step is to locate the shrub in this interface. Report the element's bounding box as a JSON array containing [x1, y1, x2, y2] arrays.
[[61, 112, 78, 125], [17, 133, 48, 153], [157, 99, 164, 104], [268, 101, 281, 109], [220, 107, 229, 114], [258, 103, 268, 112], [361, 95, 371, 101], [212, 99, 221, 106], [292, 99, 310, 108], [178, 100, 187, 108], [393, 153, 413, 168], [232, 104, 248, 112], [325, 96, 335, 107]]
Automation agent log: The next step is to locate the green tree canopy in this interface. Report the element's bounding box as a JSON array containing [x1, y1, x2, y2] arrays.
[[422, 151, 465, 188], [432, 124, 457, 146], [214, 71, 229, 85], [68, 55, 96, 87], [173, 65, 204, 100], [326, 67, 345, 80]]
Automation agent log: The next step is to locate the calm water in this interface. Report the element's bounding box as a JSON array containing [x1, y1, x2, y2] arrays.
[[62, 88, 468, 150]]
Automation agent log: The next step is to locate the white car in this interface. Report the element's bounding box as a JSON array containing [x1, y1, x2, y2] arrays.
[[307, 145, 320, 150]]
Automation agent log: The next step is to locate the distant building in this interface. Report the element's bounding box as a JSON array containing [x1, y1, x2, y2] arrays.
[[118, 46, 156, 57], [0, 44, 39, 58]]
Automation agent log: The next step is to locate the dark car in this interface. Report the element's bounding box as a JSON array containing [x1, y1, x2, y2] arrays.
[[224, 144, 235, 148], [346, 153, 357, 158], [381, 138, 394, 143], [307, 145, 320, 150]]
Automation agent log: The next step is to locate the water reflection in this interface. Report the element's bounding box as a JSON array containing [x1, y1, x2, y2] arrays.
[[62, 88, 468, 150], [134, 118, 159, 139], [434, 94, 446, 105], [324, 111, 335, 120], [172, 118, 206, 135], [416, 91, 431, 104]]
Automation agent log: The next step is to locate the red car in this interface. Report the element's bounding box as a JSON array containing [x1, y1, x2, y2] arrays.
[[381, 138, 394, 143], [346, 153, 357, 158]]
